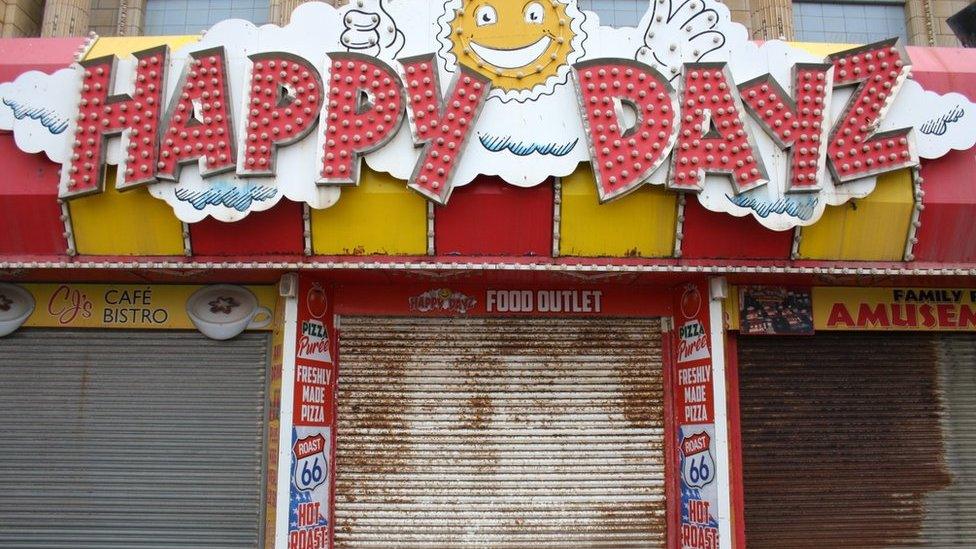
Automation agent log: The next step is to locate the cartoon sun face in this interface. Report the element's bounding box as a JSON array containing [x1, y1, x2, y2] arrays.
[[438, 0, 586, 101]]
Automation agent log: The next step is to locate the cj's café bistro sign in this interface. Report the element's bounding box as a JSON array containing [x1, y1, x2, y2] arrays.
[[0, 0, 974, 229]]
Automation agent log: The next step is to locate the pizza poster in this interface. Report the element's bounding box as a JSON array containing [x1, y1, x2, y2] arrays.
[[288, 277, 336, 549], [672, 282, 720, 549]]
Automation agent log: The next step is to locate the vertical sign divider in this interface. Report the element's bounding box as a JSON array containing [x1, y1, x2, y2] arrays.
[[708, 278, 732, 549], [275, 279, 299, 549]]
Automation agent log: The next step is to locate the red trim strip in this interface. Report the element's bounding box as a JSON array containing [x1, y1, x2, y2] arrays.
[[724, 332, 746, 549], [661, 314, 679, 549], [3, 254, 976, 272]]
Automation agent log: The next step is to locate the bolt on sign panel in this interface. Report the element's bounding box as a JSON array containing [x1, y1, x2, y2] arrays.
[[335, 317, 666, 548], [7, 3, 974, 231]]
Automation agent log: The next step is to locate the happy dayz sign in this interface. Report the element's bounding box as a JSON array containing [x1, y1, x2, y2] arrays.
[[2, 0, 975, 229]]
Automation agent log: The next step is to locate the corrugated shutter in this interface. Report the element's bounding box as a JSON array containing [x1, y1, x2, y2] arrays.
[[920, 334, 976, 544], [737, 332, 968, 548], [336, 317, 666, 548], [0, 329, 269, 548]]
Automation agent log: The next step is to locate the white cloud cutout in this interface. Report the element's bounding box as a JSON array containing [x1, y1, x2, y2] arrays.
[[0, 68, 79, 164]]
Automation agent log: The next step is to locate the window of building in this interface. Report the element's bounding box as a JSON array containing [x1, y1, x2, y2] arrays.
[[578, 0, 646, 27], [144, 0, 270, 35], [793, 1, 908, 44]]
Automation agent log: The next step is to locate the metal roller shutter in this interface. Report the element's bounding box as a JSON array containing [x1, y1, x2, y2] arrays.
[[0, 329, 269, 548], [738, 332, 976, 548], [922, 334, 976, 544], [336, 317, 666, 549]]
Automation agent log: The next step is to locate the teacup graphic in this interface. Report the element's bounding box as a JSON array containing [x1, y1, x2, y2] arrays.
[[0, 283, 35, 337], [186, 284, 271, 340]]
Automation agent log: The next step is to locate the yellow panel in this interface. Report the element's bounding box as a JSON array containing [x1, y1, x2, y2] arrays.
[[85, 35, 200, 59], [310, 167, 427, 255], [69, 167, 185, 255], [724, 285, 741, 331], [560, 164, 677, 257], [22, 283, 276, 330], [788, 42, 859, 57], [797, 169, 914, 261]]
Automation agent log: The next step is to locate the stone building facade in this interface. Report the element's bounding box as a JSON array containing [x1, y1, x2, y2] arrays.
[[0, 0, 967, 49]]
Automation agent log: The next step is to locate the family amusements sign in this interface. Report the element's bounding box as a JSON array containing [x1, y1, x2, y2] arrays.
[[2, 0, 975, 229]]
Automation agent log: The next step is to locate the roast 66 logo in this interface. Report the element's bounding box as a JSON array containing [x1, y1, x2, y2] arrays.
[[408, 288, 477, 314], [292, 434, 328, 492], [681, 431, 715, 489]]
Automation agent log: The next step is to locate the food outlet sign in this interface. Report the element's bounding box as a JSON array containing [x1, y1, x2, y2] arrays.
[[3, 1, 974, 229]]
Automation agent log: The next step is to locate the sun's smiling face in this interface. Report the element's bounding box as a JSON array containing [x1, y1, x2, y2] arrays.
[[448, 0, 578, 93]]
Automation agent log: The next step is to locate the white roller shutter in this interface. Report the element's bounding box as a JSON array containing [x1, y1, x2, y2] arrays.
[[336, 317, 666, 548], [0, 329, 269, 548]]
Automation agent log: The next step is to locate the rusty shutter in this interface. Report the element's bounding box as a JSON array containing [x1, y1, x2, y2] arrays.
[[737, 332, 976, 548], [0, 329, 269, 547], [920, 333, 976, 544], [336, 317, 666, 548]]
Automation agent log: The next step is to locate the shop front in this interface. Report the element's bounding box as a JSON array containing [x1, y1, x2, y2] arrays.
[[0, 283, 279, 547], [284, 277, 725, 549], [730, 286, 976, 548], [1, 1, 976, 548], [0, 275, 727, 548]]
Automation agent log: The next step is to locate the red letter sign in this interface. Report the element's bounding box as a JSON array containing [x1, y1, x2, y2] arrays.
[[62, 46, 168, 198], [671, 63, 768, 193], [401, 54, 491, 204], [318, 53, 404, 185], [572, 59, 678, 202], [739, 63, 833, 192], [157, 47, 236, 181], [240, 53, 323, 176], [826, 39, 915, 182]]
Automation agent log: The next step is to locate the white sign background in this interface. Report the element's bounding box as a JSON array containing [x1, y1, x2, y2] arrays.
[[1, 0, 973, 229]]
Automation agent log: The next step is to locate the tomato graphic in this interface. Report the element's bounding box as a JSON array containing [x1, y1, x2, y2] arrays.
[[306, 283, 328, 319], [680, 285, 701, 320]]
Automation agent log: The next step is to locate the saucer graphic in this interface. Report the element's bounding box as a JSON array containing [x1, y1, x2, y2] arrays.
[[0, 283, 35, 337]]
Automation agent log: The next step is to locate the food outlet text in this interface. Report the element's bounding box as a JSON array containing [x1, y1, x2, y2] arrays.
[[486, 290, 604, 313]]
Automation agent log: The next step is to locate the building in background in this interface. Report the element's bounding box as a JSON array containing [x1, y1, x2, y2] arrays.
[[0, 0, 966, 46]]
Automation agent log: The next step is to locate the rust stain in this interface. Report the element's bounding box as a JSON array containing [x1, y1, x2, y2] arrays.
[[624, 247, 642, 258], [619, 358, 656, 428], [463, 395, 493, 430], [461, 353, 501, 477], [338, 329, 413, 480], [460, 353, 499, 432]]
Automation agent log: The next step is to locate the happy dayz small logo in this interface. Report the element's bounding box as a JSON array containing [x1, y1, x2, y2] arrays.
[[408, 288, 478, 314]]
